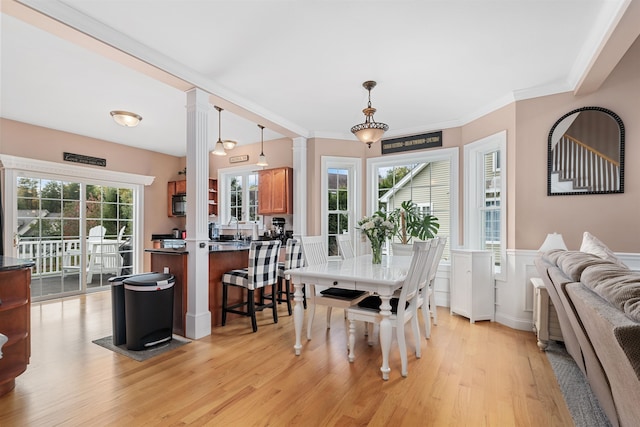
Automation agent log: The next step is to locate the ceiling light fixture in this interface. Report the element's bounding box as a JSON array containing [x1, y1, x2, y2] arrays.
[[110, 110, 142, 127], [256, 124, 268, 167], [222, 140, 237, 150], [212, 106, 227, 156], [350, 80, 389, 148]]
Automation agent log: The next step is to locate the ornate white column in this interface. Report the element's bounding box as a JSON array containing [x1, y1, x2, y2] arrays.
[[292, 137, 307, 236], [184, 87, 211, 339]]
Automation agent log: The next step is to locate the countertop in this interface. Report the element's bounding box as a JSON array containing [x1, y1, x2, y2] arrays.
[[0, 256, 36, 272], [145, 241, 252, 255]]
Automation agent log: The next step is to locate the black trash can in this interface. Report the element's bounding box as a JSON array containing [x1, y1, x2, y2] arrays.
[[123, 273, 175, 351], [108, 274, 134, 346]]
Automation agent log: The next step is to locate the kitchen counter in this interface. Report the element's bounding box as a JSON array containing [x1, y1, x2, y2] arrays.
[[0, 256, 35, 272], [144, 241, 251, 255]]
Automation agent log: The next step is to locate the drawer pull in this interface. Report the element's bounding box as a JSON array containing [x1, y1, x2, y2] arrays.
[[333, 281, 338, 286]]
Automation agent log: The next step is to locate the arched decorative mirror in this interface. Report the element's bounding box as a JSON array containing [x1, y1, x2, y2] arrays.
[[548, 106, 624, 196]]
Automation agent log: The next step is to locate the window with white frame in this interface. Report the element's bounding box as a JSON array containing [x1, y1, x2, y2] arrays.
[[367, 148, 459, 260], [321, 157, 361, 259], [464, 131, 507, 274], [219, 166, 260, 224]]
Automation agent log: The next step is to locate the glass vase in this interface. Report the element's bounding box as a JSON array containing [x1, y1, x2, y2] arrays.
[[371, 241, 382, 264]]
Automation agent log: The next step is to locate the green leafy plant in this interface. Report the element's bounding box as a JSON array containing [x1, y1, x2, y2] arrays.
[[386, 200, 440, 244]]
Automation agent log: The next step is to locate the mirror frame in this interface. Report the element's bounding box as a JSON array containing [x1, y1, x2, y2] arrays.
[[547, 106, 625, 196]]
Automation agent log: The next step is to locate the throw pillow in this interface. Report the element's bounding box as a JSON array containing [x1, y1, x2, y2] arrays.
[[579, 231, 627, 268]]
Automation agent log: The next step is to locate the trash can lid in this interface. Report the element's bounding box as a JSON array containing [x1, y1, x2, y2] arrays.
[[108, 273, 137, 284], [123, 272, 175, 286]]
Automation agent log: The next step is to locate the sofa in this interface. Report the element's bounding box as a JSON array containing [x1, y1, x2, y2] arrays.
[[534, 233, 640, 427]]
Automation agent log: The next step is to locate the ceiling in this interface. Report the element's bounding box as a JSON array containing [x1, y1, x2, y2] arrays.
[[0, 0, 633, 157]]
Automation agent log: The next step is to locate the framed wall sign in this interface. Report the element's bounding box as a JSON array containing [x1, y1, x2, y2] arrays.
[[229, 155, 249, 164], [381, 131, 442, 155]]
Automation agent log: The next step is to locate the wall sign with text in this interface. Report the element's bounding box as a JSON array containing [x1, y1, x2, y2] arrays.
[[381, 131, 443, 155], [63, 152, 107, 167]]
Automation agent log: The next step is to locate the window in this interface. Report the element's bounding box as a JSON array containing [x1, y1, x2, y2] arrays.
[[464, 131, 507, 275], [322, 157, 361, 259], [367, 148, 459, 260], [219, 166, 260, 224]]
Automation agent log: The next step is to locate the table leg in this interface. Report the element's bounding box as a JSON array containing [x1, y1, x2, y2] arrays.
[[293, 281, 304, 355], [378, 294, 392, 380]]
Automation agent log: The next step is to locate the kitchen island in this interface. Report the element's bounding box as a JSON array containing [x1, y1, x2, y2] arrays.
[[0, 256, 35, 397], [146, 242, 253, 332]]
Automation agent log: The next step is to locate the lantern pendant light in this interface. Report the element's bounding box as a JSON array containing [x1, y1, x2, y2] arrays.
[[256, 124, 268, 167]]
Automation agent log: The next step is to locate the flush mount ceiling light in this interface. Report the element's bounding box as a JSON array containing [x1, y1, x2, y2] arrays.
[[110, 110, 142, 127], [350, 80, 389, 148], [212, 106, 227, 156], [222, 140, 237, 150], [256, 124, 268, 167]]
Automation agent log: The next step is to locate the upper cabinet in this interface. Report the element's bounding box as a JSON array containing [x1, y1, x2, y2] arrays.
[[258, 167, 293, 215], [167, 178, 217, 217]]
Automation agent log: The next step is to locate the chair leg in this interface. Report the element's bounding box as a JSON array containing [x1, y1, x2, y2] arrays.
[[222, 284, 228, 326], [248, 290, 257, 332], [306, 284, 315, 340], [271, 283, 278, 324], [411, 315, 422, 359], [397, 324, 408, 377], [326, 307, 333, 329], [430, 286, 438, 325], [367, 323, 375, 345], [423, 289, 432, 340], [348, 318, 356, 362], [284, 278, 292, 315]]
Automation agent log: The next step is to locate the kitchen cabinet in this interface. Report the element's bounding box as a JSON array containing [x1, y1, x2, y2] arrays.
[[0, 262, 33, 397], [450, 249, 494, 323], [167, 179, 217, 217], [258, 167, 293, 215]]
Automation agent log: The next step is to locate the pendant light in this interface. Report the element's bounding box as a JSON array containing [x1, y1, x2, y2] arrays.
[[212, 106, 227, 156], [350, 80, 389, 148], [256, 124, 268, 167]]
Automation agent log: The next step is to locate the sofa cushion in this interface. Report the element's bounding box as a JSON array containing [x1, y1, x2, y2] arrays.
[[555, 250, 614, 282], [580, 231, 628, 268], [582, 268, 640, 323]]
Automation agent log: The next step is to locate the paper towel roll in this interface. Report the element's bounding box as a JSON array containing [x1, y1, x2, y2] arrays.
[[252, 223, 259, 240]]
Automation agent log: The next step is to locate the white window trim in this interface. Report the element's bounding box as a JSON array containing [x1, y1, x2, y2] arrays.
[[0, 154, 153, 271], [366, 147, 459, 250], [321, 156, 361, 258], [218, 164, 262, 225], [463, 130, 507, 279]]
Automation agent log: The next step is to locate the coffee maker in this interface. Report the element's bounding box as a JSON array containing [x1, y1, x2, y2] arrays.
[[272, 217, 286, 243]]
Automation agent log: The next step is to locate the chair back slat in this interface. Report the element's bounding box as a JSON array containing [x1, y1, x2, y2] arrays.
[[427, 236, 447, 286], [248, 240, 281, 289], [337, 234, 355, 259], [300, 236, 327, 266]]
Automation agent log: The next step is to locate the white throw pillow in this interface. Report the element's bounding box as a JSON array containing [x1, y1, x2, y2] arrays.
[[579, 231, 627, 268]]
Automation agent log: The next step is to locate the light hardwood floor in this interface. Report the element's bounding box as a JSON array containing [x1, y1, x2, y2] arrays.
[[0, 291, 573, 426]]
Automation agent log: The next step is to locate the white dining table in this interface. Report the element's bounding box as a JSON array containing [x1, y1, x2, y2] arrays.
[[285, 254, 412, 380]]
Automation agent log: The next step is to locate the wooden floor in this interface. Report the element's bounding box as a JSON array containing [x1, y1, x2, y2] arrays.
[[0, 291, 573, 426]]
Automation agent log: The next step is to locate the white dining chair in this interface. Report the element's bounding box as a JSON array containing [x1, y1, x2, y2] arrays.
[[346, 240, 433, 377], [425, 236, 447, 330], [336, 234, 355, 259], [414, 238, 440, 339], [300, 235, 367, 340]]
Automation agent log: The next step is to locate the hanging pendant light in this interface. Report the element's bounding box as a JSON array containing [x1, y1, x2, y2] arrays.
[[350, 80, 389, 148], [256, 124, 268, 167], [212, 106, 227, 156]]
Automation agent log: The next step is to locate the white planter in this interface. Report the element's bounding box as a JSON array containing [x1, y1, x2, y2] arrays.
[[391, 243, 414, 256]]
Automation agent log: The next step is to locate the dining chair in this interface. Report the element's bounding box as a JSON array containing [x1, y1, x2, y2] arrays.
[[414, 238, 440, 339], [300, 235, 367, 340], [336, 234, 355, 259], [346, 240, 433, 377], [221, 240, 282, 332]]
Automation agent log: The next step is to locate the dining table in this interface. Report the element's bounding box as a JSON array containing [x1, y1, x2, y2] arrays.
[[285, 254, 412, 380]]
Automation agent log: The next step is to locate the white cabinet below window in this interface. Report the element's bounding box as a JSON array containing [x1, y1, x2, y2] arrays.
[[450, 249, 494, 323]]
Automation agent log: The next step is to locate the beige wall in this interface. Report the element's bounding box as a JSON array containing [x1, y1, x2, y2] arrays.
[[0, 118, 183, 270]]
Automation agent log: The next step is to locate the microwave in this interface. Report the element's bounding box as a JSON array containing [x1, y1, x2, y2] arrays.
[[172, 194, 186, 216]]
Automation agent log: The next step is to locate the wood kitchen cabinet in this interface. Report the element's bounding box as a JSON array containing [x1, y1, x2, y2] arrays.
[[450, 249, 494, 323], [167, 179, 217, 217], [258, 167, 293, 215]]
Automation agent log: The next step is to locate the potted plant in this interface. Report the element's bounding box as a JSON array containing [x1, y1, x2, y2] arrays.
[[386, 200, 439, 255]]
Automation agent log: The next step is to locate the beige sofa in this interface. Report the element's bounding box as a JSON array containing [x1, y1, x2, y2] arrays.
[[535, 245, 640, 427]]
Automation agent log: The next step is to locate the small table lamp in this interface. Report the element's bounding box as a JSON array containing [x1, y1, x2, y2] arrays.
[[539, 232, 568, 252]]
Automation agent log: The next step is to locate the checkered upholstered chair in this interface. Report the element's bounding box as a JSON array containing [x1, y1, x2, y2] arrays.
[[275, 238, 304, 315], [221, 240, 282, 332]]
